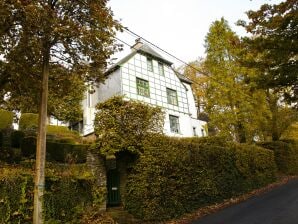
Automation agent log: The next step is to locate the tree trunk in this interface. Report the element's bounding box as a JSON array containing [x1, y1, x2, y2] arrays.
[[33, 46, 50, 224], [267, 91, 279, 141]]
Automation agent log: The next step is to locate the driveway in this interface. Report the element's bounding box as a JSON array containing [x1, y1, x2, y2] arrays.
[[192, 178, 298, 224]]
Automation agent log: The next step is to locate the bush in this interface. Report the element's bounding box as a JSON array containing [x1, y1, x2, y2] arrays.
[[21, 137, 88, 163], [0, 109, 13, 130], [19, 113, 38, 131], [258, 140, 298, 174], [0, 167, 97, 223], [125, 135, 277, 221], [20, 136, 36, 158], [11, 131, 25, 148], [47, 125, 81, 143], [0, 131, 3, 148]]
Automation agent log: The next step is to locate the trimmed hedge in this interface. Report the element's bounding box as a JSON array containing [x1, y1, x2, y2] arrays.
[[19, 113, 38, 131], [0, 131, 2, 148], [125, 136, 277, 221], [21, 137, 88, 163], [0, 167, 97, 223], [258, 140, 298, 174], [0, 109, 13, 130], [11, 131, 25, 148]]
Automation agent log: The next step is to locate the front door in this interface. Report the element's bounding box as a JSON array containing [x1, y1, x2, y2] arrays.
[[107, 169, 120, 206]]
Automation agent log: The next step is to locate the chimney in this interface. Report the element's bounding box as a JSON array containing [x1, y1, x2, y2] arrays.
[[131, 38, 143, 51]]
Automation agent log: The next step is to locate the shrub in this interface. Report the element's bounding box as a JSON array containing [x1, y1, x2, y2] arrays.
[[47, 125, 81, 143], [0, 131, 3, 148], [258, 141, 298, 174], [19, 113, 38, 131], [21, 137, 88, 163], [0, 109, 13, 130], [125, 135, 277, 221], [11, 131, 25, 148], [20, 136, 36, 158]]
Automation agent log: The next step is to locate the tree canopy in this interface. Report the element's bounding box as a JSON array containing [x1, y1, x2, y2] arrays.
[[193, 18, 272, 143], [239, 0, 298, 106], [0, 0, 122, 121]]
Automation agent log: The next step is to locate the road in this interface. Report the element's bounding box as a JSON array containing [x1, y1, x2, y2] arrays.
[[192, 178, 298, 224]]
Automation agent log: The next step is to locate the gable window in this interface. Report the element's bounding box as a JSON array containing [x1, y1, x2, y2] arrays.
[[136, 78, 150, 97], [166, 88, 178, 105], [169, 115, 180, 133], [158, 62, 164, 75], [147, 58, 153, 72]]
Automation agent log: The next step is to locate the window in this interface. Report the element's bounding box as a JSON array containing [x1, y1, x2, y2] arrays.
[[169, 115, 180, 133], [158, 62, 164, 75], [166, 88, 178, 105], [201, 129, 205, 137], [136, 78, 150, 97], [193, 127, 197, 136], [147, 58, 153, 72]]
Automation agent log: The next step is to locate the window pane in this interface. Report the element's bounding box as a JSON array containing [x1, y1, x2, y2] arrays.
[[158, 62, 164, 75], [169, 115, 180, 133], [147, 58, 153, 72], [136, 78, 150, 97], [166, 88, 178, 105]]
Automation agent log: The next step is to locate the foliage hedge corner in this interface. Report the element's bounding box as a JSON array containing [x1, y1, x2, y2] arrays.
[[18, 113, 38, 131], [21, 136, 88, 163], [258, 140, 298, 175], [124, 136, 277, 221], [0, 109, 14, 130]]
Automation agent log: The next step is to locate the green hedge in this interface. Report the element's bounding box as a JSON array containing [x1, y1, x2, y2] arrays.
[[258, 140, 298, 174], [19, 113, 38, 131], [125, 136, 277, 221], [21, 137, 88, 163], [0, 168, 96, 223], [0, 109, 13, 130], [11, 131, 25, 148], [0, 131, 2, 148]]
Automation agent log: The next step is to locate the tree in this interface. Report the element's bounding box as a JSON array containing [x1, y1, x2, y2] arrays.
[[94, 96, 164, 155], [238, 0, 298, 106], [238, 0, 298, 140], [203, 18, 271, 142], [0, 1, 121, 222]]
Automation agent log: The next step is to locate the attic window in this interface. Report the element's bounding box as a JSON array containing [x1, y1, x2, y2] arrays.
[[158, 62, 164, 76], [147, 58, 153, 72]]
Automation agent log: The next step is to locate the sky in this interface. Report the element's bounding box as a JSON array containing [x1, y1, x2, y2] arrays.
[[108, 0, 283, 67]]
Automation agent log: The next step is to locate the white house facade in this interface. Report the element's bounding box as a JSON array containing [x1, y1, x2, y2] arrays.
[[77, 39, 207, 137]]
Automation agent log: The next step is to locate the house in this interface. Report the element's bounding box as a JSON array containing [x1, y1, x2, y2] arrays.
[[76, 38, 207, 137]]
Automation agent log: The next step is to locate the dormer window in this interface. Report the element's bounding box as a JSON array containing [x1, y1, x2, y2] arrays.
[[158, 62, 164, 76], [147, 57, 153, 72]]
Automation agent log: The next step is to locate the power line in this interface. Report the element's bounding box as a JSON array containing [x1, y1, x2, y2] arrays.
[[120, 27, 254, 99]]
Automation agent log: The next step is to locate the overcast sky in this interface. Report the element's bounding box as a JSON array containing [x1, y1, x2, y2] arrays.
[[108, 0, 283, 66]]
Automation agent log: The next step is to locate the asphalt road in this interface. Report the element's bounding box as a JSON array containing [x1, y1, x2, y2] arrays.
[[192, 178, 298, 224]]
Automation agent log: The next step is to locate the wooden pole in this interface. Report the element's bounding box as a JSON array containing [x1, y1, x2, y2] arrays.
[[33, 46, 50, 224]]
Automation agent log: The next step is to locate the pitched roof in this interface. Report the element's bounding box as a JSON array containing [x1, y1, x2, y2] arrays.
[[105, 41, 192, 84], [106, 42, 172, 75]]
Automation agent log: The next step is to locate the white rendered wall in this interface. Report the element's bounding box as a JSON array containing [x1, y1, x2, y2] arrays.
[[82, 70, 122, 135]]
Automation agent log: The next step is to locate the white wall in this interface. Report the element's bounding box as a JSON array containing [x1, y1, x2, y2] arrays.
[[82, 70, 122, 135]]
